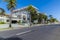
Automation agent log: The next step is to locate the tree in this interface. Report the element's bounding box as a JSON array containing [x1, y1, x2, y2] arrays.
[[0, 8, 5, 16], [4, 0, 16, 28], [38, 13, 48, 24], [27, 5, 38, 23], [49, 15, 58, 23], [42, 14, 48, 21], [49, 15, 53, 18], [38, 13, 43, 23]]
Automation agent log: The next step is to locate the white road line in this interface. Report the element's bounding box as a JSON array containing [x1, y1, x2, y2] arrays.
[[16, 30, 32, 35]]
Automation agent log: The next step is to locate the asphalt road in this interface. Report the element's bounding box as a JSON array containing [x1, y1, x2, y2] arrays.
[[16, 24, 60, 40], [0, 24, 60, 40]]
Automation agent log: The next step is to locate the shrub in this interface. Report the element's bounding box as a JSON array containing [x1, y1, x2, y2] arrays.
[[18, 20, 21, 24], [0, 22, 6, 24]]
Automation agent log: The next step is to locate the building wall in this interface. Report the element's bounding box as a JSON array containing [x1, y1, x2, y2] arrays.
[[0, 8, 30, 24], [0, 16, 8, 23], [12, 10, 30, 24]]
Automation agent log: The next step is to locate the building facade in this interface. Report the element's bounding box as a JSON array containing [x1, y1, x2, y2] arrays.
[[0, 5, 39, 24], [12, 8, 30, 24]]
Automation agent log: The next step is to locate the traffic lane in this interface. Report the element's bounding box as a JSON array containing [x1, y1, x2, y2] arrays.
[[0, 27, 30, 38], [16, 25, 59, 40], [0, 24, 44, 38], [0, 24, 51, 38], [0, 24, 59, 38]]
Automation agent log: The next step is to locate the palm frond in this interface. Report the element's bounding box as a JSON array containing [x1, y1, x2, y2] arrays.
[[4, 0, 16, 10]]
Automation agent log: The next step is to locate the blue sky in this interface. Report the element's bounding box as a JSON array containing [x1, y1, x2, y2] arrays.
[[0, 0, 60, 20]]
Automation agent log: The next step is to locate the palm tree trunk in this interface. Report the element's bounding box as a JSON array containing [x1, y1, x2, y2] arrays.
[[9, 9, 13, 28], [9, 16, 12, 28], [42, 19, 44, 24], [30, 14, 31, 26]]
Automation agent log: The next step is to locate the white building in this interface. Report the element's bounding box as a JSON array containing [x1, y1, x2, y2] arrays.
[[0, 15, 9, 23], [12, 9, 30, 24], [12, 5, 39, 24], [0, 7, 30, 24], [0, 5, 39, 24]]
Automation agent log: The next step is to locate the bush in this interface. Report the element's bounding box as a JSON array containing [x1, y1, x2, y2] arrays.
[[17, 20, 21, 24], [0, 22, 6, 24]]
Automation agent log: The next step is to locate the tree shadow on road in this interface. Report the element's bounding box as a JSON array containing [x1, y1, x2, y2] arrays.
[[0, 37, 4, 40], [4, 37, 23, 40]]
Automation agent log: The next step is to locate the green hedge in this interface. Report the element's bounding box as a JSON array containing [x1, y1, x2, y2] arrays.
[[0, 22, 6, 24]]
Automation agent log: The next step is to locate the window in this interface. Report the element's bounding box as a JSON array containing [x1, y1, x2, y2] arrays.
[[23, 16, 26, 20], [7, 20, 9, 22], [17, 15, 21, 19]]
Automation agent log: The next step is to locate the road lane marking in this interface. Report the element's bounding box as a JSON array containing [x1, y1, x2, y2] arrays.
[[16, 30, 32, 35]]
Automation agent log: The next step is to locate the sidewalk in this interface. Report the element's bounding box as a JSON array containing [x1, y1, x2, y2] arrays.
[[0, 25, 26, 31], [0, 23, 60, 31], [0, 28, 13, 31]]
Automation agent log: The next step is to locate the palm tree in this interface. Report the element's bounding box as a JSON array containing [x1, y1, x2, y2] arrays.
[[42, 14, 48, 23], [27, 5, 38, 23], [49, 15, 58, 23], [38, 13, 48, 24], [0, 8, 5, 16], [4, 0, 16, 28], [49, 15, 53, 23], [38, 13, 43, 23], [49, 15, 53, 18]]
